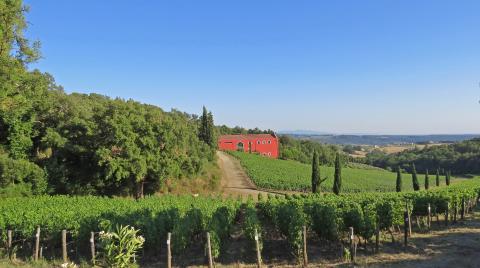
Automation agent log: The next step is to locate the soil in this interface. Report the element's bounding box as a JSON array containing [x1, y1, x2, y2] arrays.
[[217, 151, 271, 200], [138, 208, 480, 267]]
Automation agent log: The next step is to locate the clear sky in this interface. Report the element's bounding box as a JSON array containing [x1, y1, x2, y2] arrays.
[[24, 0, 480, 134]]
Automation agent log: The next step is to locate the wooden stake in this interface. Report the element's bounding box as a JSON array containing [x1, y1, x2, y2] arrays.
[[167, 233, 172, 268], [404, 211, 409, 248], [62, 230, 68, 263], [349, 227, 355, 263], [406, 202, 412, 237], [303, 226, 308, 267], [254, 229, 262, 268], [90, 232, 96, 265], [445, 202, 449, 227], [207, 232, 213, 268], [427, 203, 432, 229], [34, 227, 40, 261], [415, 216, 421, 230], [454, 203, 458, 224], [7, 230, 12, 251]]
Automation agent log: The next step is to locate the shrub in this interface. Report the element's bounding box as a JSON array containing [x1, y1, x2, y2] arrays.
[[99, 225, 145, 268]]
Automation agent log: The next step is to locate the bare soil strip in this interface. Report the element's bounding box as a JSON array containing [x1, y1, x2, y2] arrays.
[[217, 151, 272, 199]]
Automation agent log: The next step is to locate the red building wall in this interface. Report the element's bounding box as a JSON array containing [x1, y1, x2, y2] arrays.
[[218, 134, 279, 158]]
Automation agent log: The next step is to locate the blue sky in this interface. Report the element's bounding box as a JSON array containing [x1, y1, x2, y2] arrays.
[[24, 0, 480, 134]]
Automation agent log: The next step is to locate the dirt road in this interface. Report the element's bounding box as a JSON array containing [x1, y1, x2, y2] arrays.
[[217, 151, 268, 199]]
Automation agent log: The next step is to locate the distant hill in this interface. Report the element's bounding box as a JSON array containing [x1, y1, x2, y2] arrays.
[[282, 134, 480, 146]]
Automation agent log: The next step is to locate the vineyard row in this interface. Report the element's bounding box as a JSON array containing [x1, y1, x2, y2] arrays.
[[0, 180, 479, 265]]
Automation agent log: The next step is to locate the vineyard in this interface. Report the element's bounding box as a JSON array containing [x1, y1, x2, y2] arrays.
[[0, 180, 479, 266], [230, 151, 451, 192]]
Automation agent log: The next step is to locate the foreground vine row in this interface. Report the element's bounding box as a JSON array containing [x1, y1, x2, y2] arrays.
[[0, 180, 479, 264]]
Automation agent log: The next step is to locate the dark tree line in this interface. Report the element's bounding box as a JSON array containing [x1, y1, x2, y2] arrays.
[[364, 139, 480, 175], [217, 125, 275, 136], [279, 135, 343, 166], [0, 1, 216, 197]]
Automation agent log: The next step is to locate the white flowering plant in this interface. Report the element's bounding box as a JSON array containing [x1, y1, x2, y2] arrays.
[[99, 225, 145, 268], [60, 262, 78, 268]]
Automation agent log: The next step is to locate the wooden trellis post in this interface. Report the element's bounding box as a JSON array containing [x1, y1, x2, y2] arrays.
[[62, 230, 68, 263], [349, 227, 355, 263], [167, 233, 172, 268], [303, 225, 308, 267], [7, 230, 12, 251], [445, 202, 449, 227], [34, 227, 41, 261], [404, 210, 409, 248], [254, 228, 262, 268], [454, 203, 458, 224], [405, 202, 412, 237], [427, 203, 432, 229], [90, 232, 96, 265], [207, 232, 213, 268]]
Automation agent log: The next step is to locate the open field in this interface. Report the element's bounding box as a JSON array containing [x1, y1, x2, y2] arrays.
[[348, 143, 450, 158], [230, 151, 451, 192]]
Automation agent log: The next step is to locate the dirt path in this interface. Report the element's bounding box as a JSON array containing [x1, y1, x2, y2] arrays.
[[360, 211, 480, 268], [217, 151, 269, 199]]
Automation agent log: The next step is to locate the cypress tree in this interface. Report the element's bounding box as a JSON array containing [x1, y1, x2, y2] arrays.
[[311, 150, 320, 193], [436, 168, 440, 187], [199, 106, 208, 143], [333, 153, 342, 195], [207, 111, 216, 147], [412, 163, 420, 191], [446, 171, 451, 186], [199, 106, 215, 147], [424, 169, 430, 190], [396, 167, 402, 192]]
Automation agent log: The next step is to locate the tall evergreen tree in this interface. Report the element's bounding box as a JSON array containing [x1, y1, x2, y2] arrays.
[[332, 153, 342, 195], [412, 163, 420, 191], [424, 169, 430, 190], [446, 171, 451, 186], [396, 167, 402, 192], [311, 150, 327, 194], [311, 150, 319, 193], [207, 111, 216, 147], [198, 106, 215, 147], [436, 168, 440, 187]]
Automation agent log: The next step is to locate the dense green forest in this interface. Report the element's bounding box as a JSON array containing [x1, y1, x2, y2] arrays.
[[278, 135, 342, 166], [364, 139, 480, 175], [217, 125, 275, 135], [0, 1, 216, 197]]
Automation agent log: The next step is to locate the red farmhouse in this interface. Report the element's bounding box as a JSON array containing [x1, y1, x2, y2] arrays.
[[218, 133, 279, 158]]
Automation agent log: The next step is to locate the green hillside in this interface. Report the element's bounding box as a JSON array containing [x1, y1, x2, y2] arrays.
[[230, 151, 451, 193]]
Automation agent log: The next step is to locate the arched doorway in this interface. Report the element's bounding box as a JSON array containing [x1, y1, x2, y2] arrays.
[[237, 142, 244, 151]]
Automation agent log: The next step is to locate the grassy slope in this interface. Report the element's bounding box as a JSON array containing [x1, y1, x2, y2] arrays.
[[230, 151, 450, 193]]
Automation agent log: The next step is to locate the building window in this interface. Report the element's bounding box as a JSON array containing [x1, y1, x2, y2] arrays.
[[267, 140, 271, 144], [262, 140, 266, 144], [237, 142, 244, 151], [268, 152, 271, 156], [257, 140, 260, 145]]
